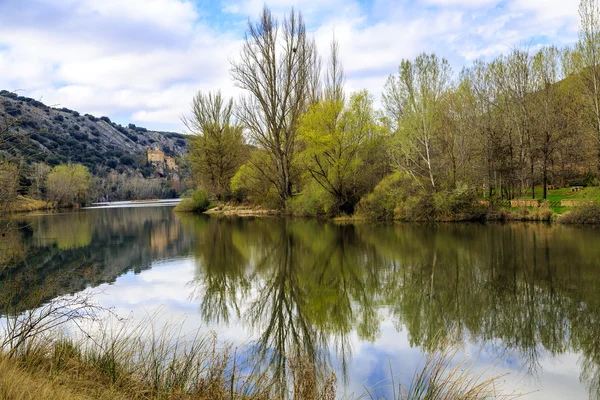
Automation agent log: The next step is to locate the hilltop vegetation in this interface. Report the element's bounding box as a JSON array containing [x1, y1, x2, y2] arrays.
[[0, 92, 191, 209], [0, 90, 188, 174]]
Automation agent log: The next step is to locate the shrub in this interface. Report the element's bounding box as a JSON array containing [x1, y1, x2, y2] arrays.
[[46, 164, 91, 206], [0, 161, 19, 213], [119, 155, 135, 166], [433, 184, 484, 221], [356, 172, 410, 221], [175, 189, 211, 213], [559, 201, 600, 224], [285, 181, 330, 217], [397, 191, 437, 221], [231, 163, 280, 208]]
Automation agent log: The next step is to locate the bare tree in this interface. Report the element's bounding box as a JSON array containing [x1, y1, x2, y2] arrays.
[[230, 6, 319, 206], [324, 37, 345, 103]]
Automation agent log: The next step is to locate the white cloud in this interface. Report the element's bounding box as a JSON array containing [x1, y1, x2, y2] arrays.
[[0, 0, 583, 131]]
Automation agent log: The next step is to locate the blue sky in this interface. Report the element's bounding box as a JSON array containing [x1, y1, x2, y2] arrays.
[[0, 0, 581, 132]]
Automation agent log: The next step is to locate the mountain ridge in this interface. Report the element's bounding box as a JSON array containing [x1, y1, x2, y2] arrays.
[[0, 90, 189, 175]]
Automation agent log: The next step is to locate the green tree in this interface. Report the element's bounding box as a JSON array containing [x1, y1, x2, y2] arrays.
[[383, 53, 452, 191], [0, 161, 19, 213], [230, 6, 320, 207], [46, 164, 91, 206], [183, 91, 245, 200], [578, 0, 600, 167], [298, 90, 382, 214]]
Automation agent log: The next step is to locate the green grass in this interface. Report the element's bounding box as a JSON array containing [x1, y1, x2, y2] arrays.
[[518, 186, 600, 202]]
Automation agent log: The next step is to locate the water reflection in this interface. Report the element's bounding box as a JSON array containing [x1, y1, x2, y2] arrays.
[[1, 208, 193, 312], [182, 217, 600, 398], [3, 209, 600, 398]]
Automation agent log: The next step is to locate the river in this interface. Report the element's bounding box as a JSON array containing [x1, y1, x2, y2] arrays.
[[2, 205, 600, 399]]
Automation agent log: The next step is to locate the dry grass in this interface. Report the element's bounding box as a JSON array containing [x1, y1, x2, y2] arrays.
[[558, 201, 600, 224], [0, 306, 336, 400], [357, 340, 524, 400], [0, 296, 521, 400], [10, 196, 52, 213], [0, 355, 88, 400]]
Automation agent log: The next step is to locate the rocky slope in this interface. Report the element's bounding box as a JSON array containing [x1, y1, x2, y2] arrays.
[[0, 90, 188, 174]]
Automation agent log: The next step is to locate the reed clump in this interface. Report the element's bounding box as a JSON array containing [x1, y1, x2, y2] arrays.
[[359, 340, 524, 400], [0, 300, 523, 400]]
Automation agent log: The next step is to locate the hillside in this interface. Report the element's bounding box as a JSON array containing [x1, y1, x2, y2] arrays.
[[0, 90, 188, 175]]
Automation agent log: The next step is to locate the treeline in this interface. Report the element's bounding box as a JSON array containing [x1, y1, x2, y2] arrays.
[[0, 106, 188, 211], [185, 1, 600, 220], [0, 158, 184, 213]]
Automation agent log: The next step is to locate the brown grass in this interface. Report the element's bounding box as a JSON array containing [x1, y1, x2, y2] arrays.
[[358, 340, 524, 400], [0, 297, 521, 400], [10, 196, 52, 213]]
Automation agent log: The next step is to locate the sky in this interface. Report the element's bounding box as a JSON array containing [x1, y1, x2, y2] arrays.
[[0, 0, 582, 132]]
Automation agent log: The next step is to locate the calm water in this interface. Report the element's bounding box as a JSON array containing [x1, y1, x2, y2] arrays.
[[3, 206, 600, 398]]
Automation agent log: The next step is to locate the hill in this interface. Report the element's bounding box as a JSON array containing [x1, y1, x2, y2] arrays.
[[0, 90, 188, 175]]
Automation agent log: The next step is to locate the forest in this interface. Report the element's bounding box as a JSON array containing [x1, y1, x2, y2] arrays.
[[185, 0, 600, 221]]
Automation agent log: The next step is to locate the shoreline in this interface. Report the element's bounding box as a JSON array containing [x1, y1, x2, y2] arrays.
[[199, 203, 600, 225]]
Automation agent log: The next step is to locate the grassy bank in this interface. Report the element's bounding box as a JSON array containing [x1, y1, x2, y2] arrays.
[[10, 196, 53, 213], [0, 304, 522, 400]]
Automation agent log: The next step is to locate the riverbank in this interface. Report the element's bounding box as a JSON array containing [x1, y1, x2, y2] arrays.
[[198, 202, 600, 225], [0, 320, 519, 400], [9, 196, 54, 213]]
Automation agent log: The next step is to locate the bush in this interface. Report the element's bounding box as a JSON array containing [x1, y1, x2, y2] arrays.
[[231, 163, 280, 208], [356, 172, 411, 220], [175, 189, 211, 213], [357, 172, 487, 221], [285, 181, 330, 217], [0, 161, 19, 213], [46, 164, 91, 206], [397, 191, 436, 221], [433, 184, 484, 221], [119, 155, 135, 166], [559, 201, 600, 224]]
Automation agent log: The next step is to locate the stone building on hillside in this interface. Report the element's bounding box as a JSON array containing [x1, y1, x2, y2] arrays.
[[147, 146, 178, 171]]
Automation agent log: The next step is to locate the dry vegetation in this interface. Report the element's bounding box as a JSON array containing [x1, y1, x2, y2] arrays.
[[0, 299, 524, 400]]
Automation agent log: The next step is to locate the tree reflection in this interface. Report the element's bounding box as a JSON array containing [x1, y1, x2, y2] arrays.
[[189, 219, 600, 398], [7, 209, 600, 398], [190, 218, 383, 390], [1, 207, 193, 314]]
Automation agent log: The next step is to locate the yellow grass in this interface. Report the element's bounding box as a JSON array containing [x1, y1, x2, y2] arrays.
[[10, 196, 52, 213], [0, 355, 88, 400]]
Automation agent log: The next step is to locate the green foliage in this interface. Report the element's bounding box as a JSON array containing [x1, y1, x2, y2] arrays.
[[175, 188, 211, 213], [356, 172, 414, 220], [184, 91, 246, 200], [119, 155, 135, 166], [358, 173, 483, 221], [230, 155, 280, 208], [397, 191, 437, 222], [433, 184, 484, 221], [298, 90, 387, 215], [46, 164, 91, 206], [285, 181, 332, 217], [0, 160, 19, 212]]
